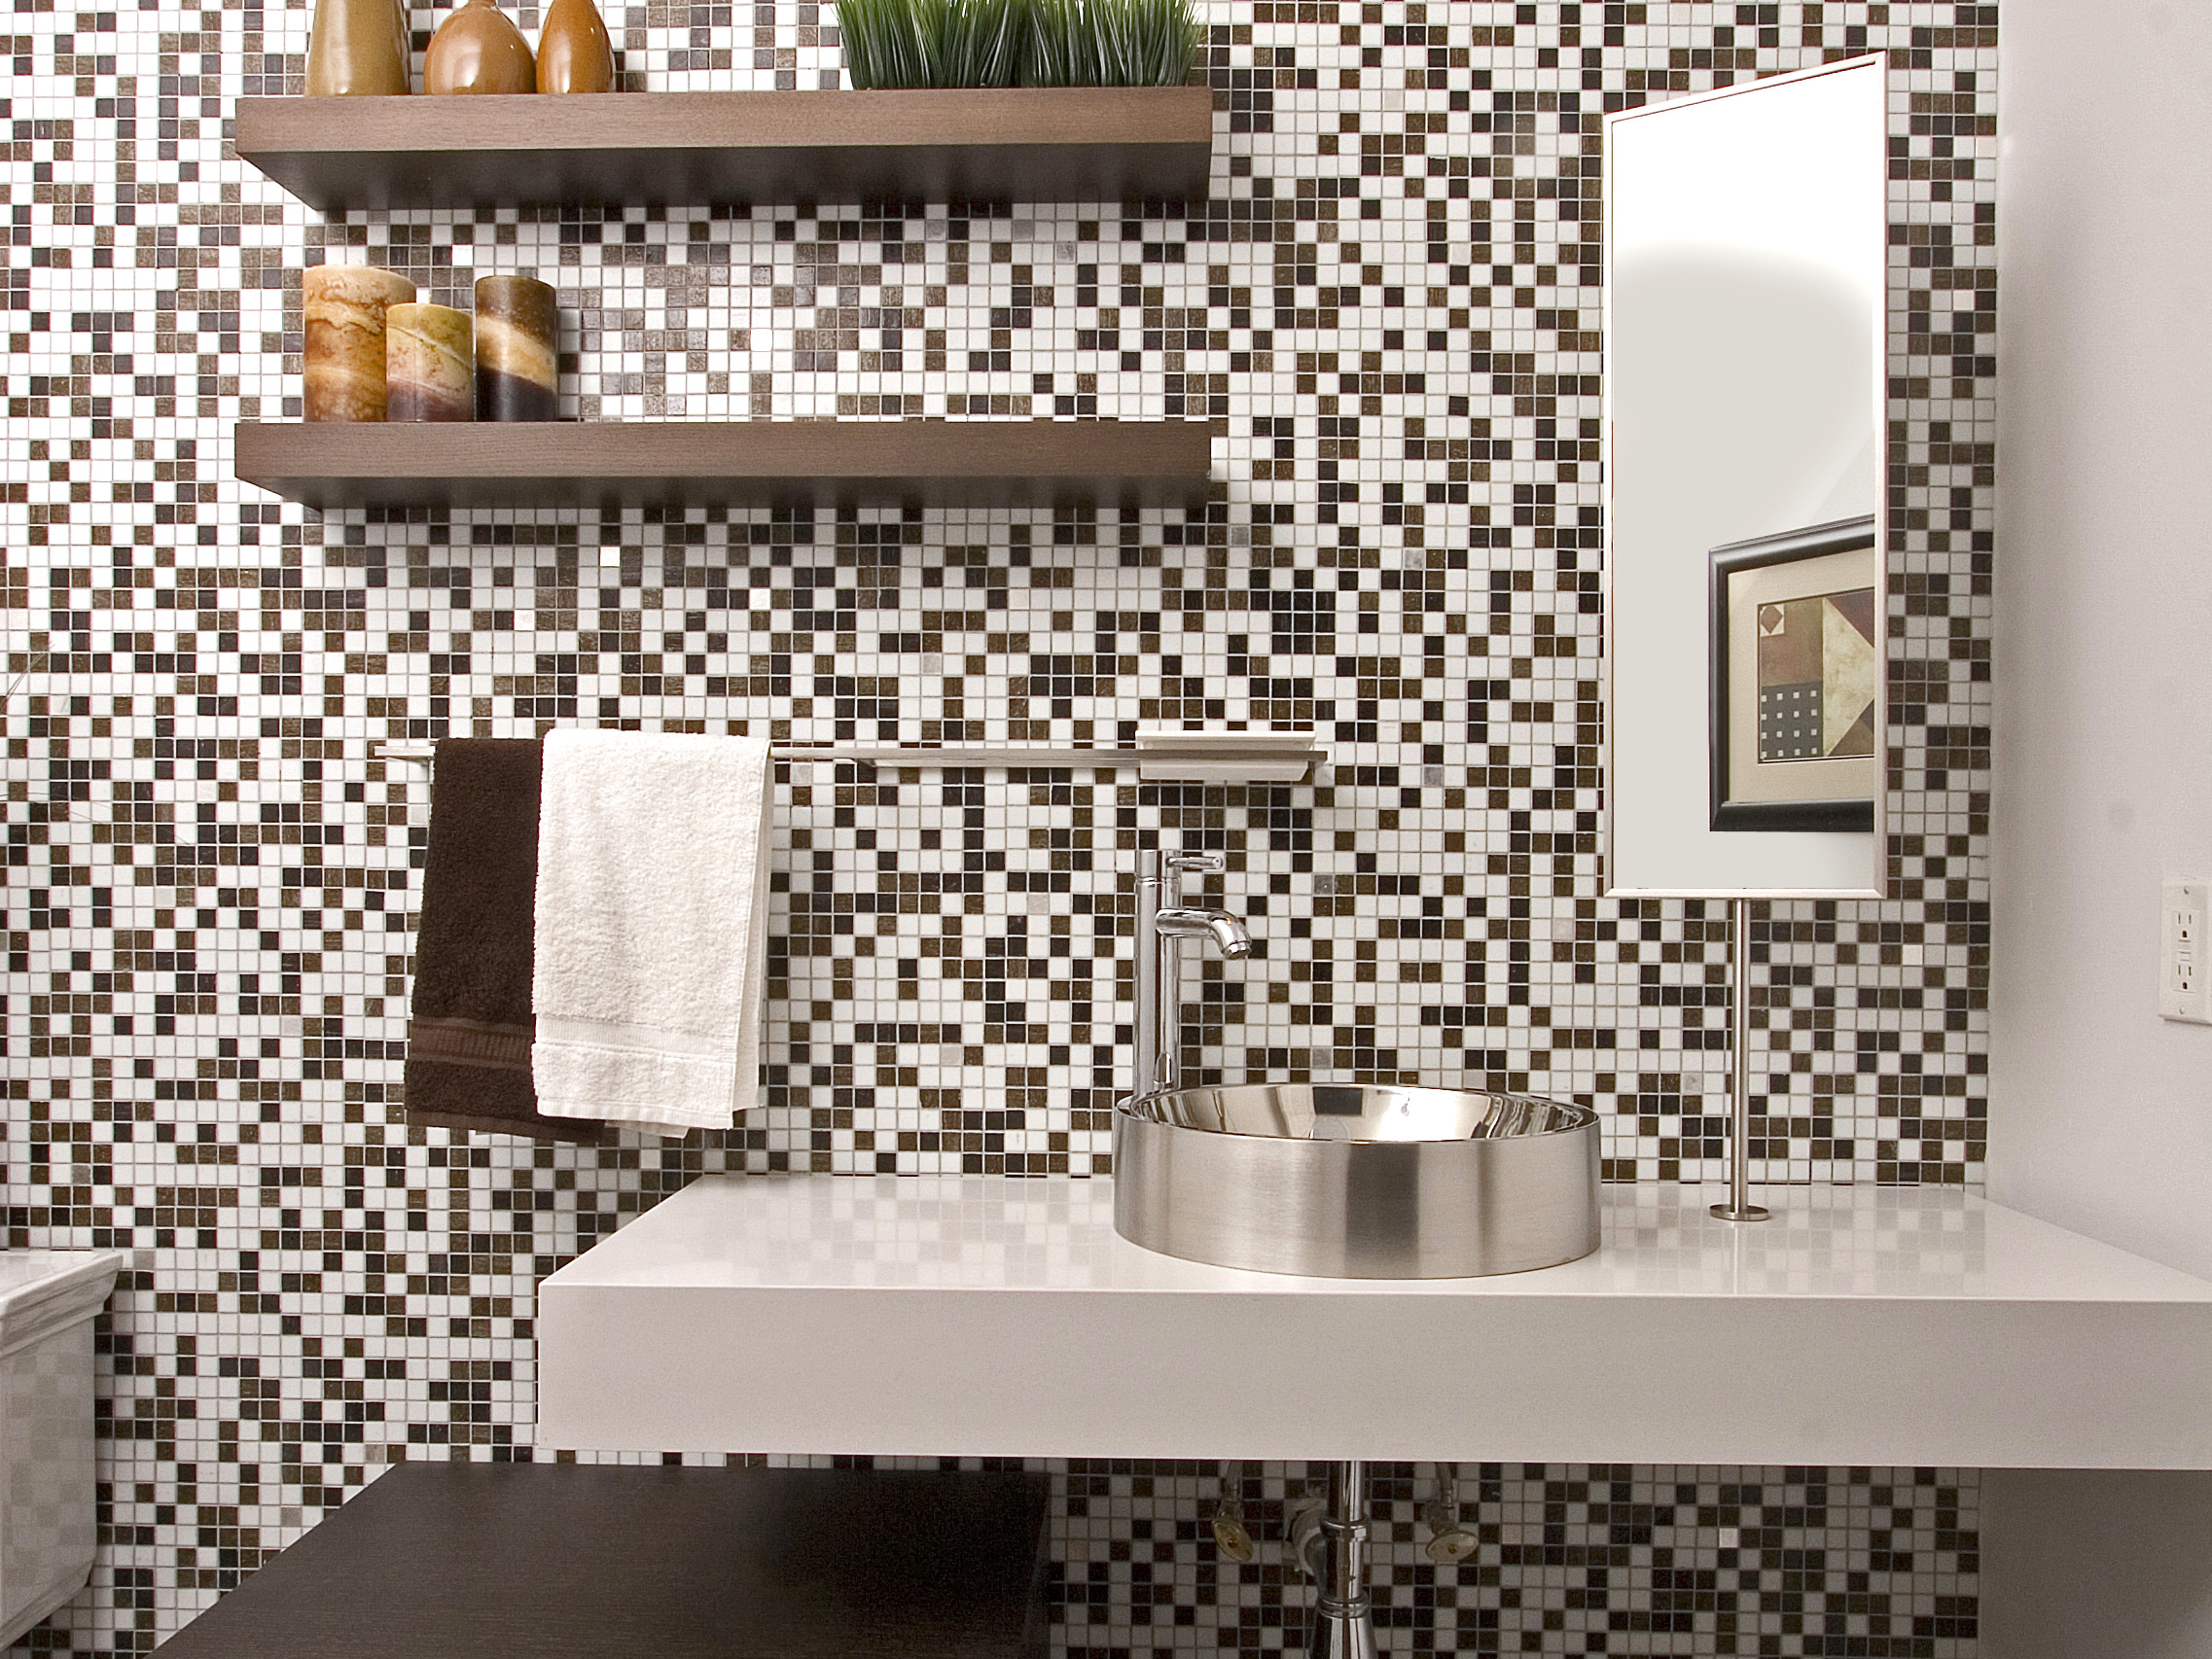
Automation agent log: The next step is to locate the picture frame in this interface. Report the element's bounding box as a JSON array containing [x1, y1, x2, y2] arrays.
[[1708, 514, 1880, 832]]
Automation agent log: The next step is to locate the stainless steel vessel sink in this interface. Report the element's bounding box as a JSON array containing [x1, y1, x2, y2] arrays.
[[1113, 1082, 1601, 1279]]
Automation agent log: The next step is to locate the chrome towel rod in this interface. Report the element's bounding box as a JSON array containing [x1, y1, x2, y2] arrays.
[[370, 734, 1323, 784]]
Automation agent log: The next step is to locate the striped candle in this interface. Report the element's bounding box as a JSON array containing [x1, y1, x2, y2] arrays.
[[474, 274, 559, 422]]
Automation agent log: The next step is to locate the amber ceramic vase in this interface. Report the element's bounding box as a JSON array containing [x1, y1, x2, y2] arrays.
[[303, 265, 417, 422], [536, 0, 617, 92], [304, 0, 410, 94], [424, 0, 535, 94]]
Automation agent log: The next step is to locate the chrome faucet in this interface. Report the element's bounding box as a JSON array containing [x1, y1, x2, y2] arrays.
[[1132, 850, 1252, 1103]]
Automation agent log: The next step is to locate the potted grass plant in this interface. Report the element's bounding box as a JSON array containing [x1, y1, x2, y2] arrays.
[[836, 0, 1200, 89]]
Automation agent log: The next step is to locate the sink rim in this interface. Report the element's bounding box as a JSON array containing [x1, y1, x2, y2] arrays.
[[1119, 1080, 1600, 1147]]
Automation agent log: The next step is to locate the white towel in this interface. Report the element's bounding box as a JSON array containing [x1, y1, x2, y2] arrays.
[[532, 729, 774, 1137]]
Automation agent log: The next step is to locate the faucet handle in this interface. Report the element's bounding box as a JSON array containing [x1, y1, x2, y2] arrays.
[[1166, 852, 1225, 875]]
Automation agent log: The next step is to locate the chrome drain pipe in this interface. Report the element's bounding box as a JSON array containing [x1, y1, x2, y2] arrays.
[[1294, 1460, 1375, 1659]]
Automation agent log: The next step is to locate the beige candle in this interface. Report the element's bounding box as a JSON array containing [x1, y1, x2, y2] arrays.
[[385, 302, 475, 423], [303, 265, 417, 422]]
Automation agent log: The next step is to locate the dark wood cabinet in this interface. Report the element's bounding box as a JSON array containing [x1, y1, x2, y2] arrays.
[[156, 1463, 1052, 1659]]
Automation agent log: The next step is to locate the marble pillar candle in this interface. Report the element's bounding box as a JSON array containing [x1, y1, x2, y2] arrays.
[[474, 275, 559, 421], [384, 303, 475, 422], [303, 265, 416, 422]]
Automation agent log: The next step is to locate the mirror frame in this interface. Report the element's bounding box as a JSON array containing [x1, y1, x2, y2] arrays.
[[1600, 55, 1890, 901]]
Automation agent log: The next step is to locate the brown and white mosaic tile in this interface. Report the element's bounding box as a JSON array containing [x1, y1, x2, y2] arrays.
[[3, 0, 1991, 1652]]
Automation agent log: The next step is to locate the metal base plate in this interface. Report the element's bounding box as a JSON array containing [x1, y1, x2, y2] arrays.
[[1710, 1203, 1772, 1222]]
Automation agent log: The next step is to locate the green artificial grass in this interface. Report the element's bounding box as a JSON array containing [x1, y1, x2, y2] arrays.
[[838, 0, 1199, 89], [837, 0, 935, 89]]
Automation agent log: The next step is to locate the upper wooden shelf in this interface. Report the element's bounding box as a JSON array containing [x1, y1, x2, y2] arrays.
[[232, 418, 1212, 512], [232, 86, 1216, 212]]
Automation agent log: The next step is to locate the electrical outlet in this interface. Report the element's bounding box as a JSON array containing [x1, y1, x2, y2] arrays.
[[2159, 877, 2211, 1023]]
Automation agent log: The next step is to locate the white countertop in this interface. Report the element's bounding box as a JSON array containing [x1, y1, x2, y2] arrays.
[[536, 1175, 2212, 1468]]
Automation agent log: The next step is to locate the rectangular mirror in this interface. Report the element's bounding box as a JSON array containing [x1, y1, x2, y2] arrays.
[[1603, 56, 1889, 900]]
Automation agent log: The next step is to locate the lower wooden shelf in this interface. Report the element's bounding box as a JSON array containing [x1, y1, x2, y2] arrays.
[[155, 1463, 1052, 1659], [233, 419, 1212, 512]]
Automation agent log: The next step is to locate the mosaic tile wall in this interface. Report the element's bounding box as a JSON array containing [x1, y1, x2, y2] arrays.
[[3, 0, 1994, 1651]]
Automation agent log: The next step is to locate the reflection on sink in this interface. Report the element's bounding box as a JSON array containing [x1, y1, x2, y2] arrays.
[[1114, 1082, 1601, 1280]]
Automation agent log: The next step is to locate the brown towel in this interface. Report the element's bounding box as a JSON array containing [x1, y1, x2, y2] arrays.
[[404, 739, 609, 1144]]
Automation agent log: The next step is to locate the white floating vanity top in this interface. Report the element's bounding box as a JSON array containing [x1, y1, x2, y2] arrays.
[[537, 1176, 2212, 1469]]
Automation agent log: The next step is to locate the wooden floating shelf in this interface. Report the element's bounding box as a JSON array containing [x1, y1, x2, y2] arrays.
[[233, 86, 1216, 213], [233, 418, 1213, 512]]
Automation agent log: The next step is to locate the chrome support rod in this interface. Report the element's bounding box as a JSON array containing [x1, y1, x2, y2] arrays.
[[1711, 896, 1771, 1223]]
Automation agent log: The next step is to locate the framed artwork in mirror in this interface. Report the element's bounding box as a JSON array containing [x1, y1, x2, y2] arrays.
[[1708, 513, 1879, 832]]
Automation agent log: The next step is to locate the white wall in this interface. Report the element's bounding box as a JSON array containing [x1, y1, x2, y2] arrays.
[[1989, 11, 2212, 1635], [1989, 0, 2212, 1280]]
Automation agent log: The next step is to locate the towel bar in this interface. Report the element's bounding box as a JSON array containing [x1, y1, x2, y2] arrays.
[[370, 732, 1324, 785]]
